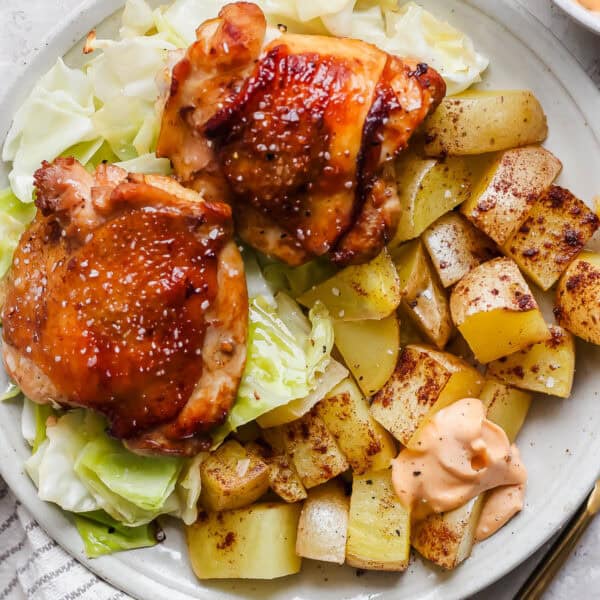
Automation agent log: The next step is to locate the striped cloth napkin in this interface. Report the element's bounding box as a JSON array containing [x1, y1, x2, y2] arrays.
[[0, 478, 129, 600]]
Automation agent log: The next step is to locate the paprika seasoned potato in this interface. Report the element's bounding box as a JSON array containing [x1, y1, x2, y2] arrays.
[[461, 146, 562, 246], [480, 380, 532, 442], [392, 240, 453, 349], [423, 90, 548, 156], [555, 252, 600, 345], [487, 325, 575, 398], [450, 258, 551, 363], [370, 344, 483, 447], [333, 314, 399, 397], [412, 496, 486, 570], [199, 440, 270, 512], [186, 503, 302, 579], [315, 378, 397, 474], [422, 212, 499, 288], [245, 440, 307, 503], [281, 409, 349, 488], [298, 249, 401, 321], [503, 186, 599, 290], [390, 153, 479, 245], [346, 470, 410, 571], [296, 480, 349, 564]]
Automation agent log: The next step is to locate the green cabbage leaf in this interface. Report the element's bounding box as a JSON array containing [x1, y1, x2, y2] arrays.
[[212, 292, 334, 445], [25, 409, 205, 526], [73, 510, 161, 558]]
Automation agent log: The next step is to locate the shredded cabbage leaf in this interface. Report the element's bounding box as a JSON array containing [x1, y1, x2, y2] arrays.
[[25, 409, 205, 526], [212, 293, 334, 444], [74, 510, 160, 558], [2, 59, 97, 202], [0, 188, 37, 278]]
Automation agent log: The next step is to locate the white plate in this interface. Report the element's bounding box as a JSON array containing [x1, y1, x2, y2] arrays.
[[553, 0, 600, 35], [1, 1, 600, 599]]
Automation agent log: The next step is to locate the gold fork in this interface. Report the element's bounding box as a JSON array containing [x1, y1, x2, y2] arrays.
[[515, 480, 600, 600]]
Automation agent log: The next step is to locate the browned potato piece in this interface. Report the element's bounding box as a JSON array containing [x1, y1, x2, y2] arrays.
[[281, 409, 349, 489], [315, 379, 397, 474], [479, 380, 532, 442], [461, 146, 562, 246], [555, 251, 600, 344], [200, 440, 270, 512], [370, 345, 483, 447], [504, 186, 599, 290], [487, 325, 575, 398], [186, 503, 302, 579], [450, 258, 551, 363], [412, 496, 486, 570], [422, 212, 499, 288], [346, 470, 410, 571], [392, 240, 453, 349], [296, 480, 349, 564], [424, 91, 548, 156], [246, 441, 307, 503]]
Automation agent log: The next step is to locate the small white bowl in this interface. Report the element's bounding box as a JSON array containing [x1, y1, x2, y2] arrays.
[[553, 0, 600, 34]]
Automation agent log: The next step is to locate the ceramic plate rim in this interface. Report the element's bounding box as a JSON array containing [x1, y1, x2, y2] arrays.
[[1, 1, 600, 599], [552, 0, 600, 35]]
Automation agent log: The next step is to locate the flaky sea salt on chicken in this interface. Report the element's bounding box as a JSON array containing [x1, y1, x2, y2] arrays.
[[157, 1, 446, 266], [1, 157, 248, 456]]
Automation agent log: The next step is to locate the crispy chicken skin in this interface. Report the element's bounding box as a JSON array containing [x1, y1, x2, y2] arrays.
[[1, 158, 248, 456], [157, 2, 446, 265]]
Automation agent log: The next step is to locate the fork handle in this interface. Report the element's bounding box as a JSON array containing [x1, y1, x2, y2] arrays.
[[515, 501, 592, 600]]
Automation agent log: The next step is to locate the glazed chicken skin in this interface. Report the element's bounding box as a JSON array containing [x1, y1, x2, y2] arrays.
[[1, 158, 248, 456], [157, 2, 446, 265]]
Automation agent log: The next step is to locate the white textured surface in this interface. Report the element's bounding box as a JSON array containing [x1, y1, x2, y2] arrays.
[[0, 1, 599, 599]]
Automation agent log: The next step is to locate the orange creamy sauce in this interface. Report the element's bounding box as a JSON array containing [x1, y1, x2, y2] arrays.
[[391, 398, 527, 537], [577, 0, 600, 11], [3, 210, 223, 438]]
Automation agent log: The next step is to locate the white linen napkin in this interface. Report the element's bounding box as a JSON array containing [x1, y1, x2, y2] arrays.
[[0, 477, 129, 600]]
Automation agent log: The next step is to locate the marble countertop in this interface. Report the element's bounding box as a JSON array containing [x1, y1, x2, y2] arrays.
[[1, 1, 599, 599]]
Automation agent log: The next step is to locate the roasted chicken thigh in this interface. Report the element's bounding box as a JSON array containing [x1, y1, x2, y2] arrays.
[[1, 158, 248, 455], [157, 2, 446, 265]]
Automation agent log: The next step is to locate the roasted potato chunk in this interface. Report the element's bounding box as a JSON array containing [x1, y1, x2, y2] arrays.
[[461, 146, 562, 246], [346, 470, 410, 571], [390, 153, 478, 245], [504, 186, 599, 290], [281, 409, 349, 489], [315, 379, 397, 474], [555, 251, 600, 345], [450, 258, 550, 363], [200, 440, 270, 512], [480, 380, 532, 442], [296, 480, 349, 564], [487, 325, 575, 398], [422, 212, 499, 288], [412, 496, 486, 570], [297, 249, 401, 321], [186, 503, 301, 579], [333, 315, 399, 397], [424, 90, 548, 156], [246, 441, 307, 503], [392, 240, 453, 349], [370, 345, 483, 447]]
